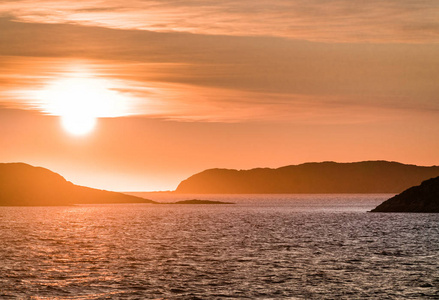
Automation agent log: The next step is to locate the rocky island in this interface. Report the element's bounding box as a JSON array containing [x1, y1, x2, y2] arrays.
[[371, 176, 439, 213], [0, 163, 155, 206]]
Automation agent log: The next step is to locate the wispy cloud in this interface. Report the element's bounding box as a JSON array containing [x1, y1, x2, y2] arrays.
[[1, 56, 436, 125], [1, 14, 439, 123], [1, 0, 439, 43]]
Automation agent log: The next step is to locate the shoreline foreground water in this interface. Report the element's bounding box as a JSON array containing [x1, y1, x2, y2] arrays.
[[1, 194, 438, 299]]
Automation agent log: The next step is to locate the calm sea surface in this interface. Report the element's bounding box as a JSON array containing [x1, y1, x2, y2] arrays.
[[1, 194, 438, 299]]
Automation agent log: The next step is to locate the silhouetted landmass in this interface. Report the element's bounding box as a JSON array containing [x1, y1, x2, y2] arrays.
[[171, 199, 234, 204], [371, 176, 439, 213], [0, 163, 155, 206], [176, 161, 439, 194]]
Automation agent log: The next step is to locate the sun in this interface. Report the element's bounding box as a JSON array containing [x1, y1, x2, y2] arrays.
[[47, 77, 102, 136], [61, 114, 97, 135], [34, 74, 130, 136]]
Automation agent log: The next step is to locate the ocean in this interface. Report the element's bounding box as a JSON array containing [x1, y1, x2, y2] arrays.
[[0, 194, 438, 299]]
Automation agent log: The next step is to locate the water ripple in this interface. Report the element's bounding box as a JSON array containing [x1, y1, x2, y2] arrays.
[[0, 195, 438, 299]]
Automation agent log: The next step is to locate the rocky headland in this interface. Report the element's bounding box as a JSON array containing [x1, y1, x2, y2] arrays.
[[371, 176, 439, 213]]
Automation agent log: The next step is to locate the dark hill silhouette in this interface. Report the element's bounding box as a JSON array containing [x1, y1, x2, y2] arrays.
[[175, 161, 439, 194], [371, 176, 439, 212], [0, 163, 155, 206]]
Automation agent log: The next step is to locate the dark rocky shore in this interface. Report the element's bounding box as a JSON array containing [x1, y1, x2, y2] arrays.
[[371, 176, 439, 213]]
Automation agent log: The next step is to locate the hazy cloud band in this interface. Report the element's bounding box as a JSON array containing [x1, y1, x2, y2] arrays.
[[1, 0, 439, 43]]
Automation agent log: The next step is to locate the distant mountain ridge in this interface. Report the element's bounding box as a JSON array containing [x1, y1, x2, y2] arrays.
[[0, 163, 155, 206], [175, 161, 439, 194]]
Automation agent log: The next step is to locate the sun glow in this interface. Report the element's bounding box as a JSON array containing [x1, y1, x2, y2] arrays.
[[61, 114, 97, 135], [34, 75, 131, 135]]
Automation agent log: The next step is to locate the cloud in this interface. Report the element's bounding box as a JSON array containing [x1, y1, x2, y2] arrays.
[[0, 17, 438, 124], [1, 0, 439, 43], [1, 55, 437, 125], [2, 18, 438, 93]]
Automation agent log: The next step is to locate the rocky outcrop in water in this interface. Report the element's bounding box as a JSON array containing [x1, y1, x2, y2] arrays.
[[371, 176, 439, 213], [171, 199, 234, 204], [176, 161, 439, 194], [0, 163, 155, 206]]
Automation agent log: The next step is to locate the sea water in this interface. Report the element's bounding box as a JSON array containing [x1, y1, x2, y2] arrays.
[[0, 194, 438, 299]]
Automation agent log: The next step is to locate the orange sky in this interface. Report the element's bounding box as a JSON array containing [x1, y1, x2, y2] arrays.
[[1, 1, 439, 191]]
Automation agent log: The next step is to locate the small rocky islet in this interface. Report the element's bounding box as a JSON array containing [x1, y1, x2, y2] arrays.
[[170, 199, 234, 204]]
